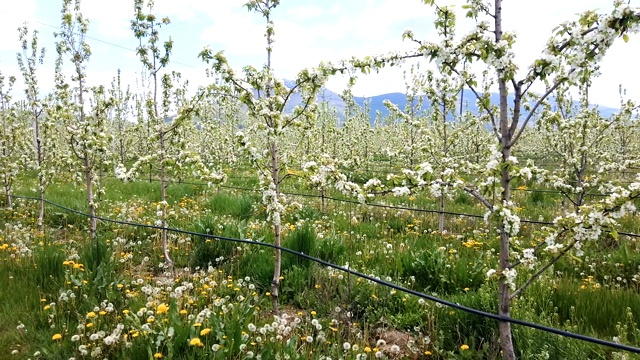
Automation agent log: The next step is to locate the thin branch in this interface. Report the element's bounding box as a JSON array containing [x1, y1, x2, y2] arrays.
[[521, 80, 536, 97], [449, 67, 500, 140], [283, 91, 317, 128], [555, 27, 598, 53], [511, 229, 569, 269], [280, 78, 307, 113], [508, 82, 522, 137], [510, 75, 569, 146], [510, 241, 547, 269], [160, 89, 208, 136], [277, 172, 295, 185], [510, 238, 577, 299], [69, 134, 85, 161], [561, 191, 579, 207], [463, 186, 493, 210]]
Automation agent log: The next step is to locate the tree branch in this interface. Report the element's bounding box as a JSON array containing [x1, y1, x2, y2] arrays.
[[463, 186, 493, 210], [448, 67, 500, 140], [510, 74, 569, 146], [510, 237, 577, 300]]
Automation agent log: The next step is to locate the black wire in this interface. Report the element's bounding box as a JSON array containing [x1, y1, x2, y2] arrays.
[[103, 176, 640, 238], [6, 194, 640, 354], [516, 187, 607, 197], [106, 174, 622, 198], [30, 20, 199, 69]]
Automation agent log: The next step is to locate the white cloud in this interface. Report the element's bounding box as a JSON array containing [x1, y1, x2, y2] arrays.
[[0, 0, 37, 51], [1, 0, 638, 108], [81, 0, 132, 41], [285, 5, 326, 20]]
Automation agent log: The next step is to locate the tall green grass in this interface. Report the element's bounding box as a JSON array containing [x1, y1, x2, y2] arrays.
[[207, 192, 256, 220]]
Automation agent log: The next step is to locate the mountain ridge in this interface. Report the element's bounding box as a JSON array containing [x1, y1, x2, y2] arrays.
[[283, 81, 620, 124]]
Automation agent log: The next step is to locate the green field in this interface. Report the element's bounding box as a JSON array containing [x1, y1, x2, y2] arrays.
[[1, 174, 640, 359]]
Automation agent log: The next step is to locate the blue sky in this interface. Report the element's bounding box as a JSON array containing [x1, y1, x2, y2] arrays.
[[0, 0, 638, 108]]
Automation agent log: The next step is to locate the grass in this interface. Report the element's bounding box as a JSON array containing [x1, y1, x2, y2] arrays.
[[206, 192, 257, 220], [549, 280, 640, 337], [283, 224, 317, 269], [1, 174, 640, 359], [190, 216, 240, 268]]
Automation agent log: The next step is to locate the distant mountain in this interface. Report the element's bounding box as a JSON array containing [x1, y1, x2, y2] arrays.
[[352, 90, 620, 124], [279, 79, 620, 125], [282, 80, 347, 116]]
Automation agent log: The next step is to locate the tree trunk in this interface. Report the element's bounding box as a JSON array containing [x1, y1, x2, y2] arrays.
[[495, 0, 516, 358], [119, 137, 125, 165], [498, 145, 515, 360], [148, 123, 153, 183], [3, 177, 12, 209], [160, 132, 173, 267], [85, 156, 97, 240], [439, 90, 448, 233], [438, 192, 445, 232], [269, 141, 282, 314], [38, 176, 45, 232], [33, 118, 45, 232], [75, 61, 98, 241]]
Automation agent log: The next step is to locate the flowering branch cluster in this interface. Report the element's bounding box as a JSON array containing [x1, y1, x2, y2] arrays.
[[0, 72, 29, 209]]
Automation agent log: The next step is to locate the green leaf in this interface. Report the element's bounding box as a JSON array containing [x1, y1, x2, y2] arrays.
[[622, 34, 629, 43], [610, 229, 619, 240]]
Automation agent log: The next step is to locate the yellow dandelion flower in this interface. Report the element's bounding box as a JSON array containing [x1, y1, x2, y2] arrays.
[[200, 328, 211, 336], [153, 353, 163, 358], [189, 338, 204, 347], [156, 303, 169, 315], [460, 344, 469, 350], [52, 333, 62, 341]]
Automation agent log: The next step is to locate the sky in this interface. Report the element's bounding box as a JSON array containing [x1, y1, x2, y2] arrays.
[[0, 0, 638, 108]]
